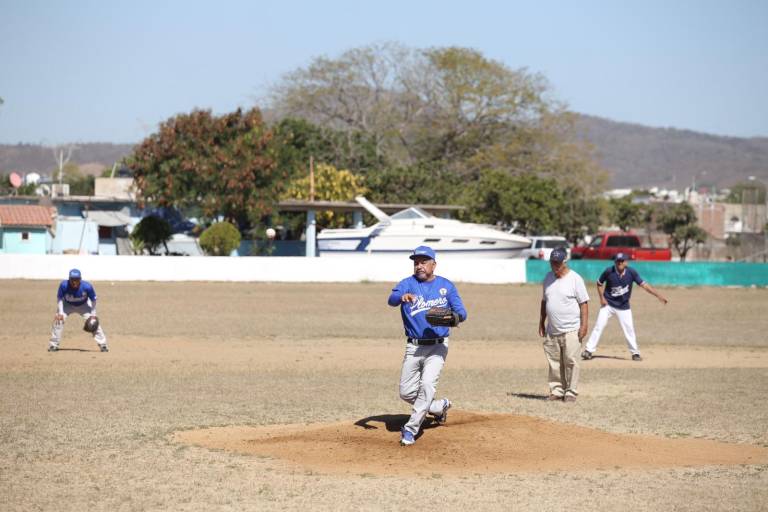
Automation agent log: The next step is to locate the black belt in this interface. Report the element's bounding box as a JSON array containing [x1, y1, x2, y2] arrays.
[[407, 337, 445, 346]]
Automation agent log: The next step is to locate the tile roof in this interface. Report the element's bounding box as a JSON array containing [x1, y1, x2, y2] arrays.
[[0, 205, 57, 227]]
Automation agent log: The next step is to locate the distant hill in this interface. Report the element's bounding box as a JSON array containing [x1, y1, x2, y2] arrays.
[[2, 117, 767, 189], [576, 115, 768, 190], [0, 143, 135, 178]]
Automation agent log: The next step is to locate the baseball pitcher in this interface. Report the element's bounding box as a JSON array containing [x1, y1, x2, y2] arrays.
[[388, 245, 467, 446]]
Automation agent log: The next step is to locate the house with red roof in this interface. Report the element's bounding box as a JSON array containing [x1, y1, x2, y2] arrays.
[[0, 205, 57, 254]]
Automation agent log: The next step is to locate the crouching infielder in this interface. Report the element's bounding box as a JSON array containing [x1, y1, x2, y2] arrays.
[[49, 268, 109, 352]]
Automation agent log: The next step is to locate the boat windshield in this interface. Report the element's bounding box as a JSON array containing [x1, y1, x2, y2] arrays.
[[390, 207, 433, 220]]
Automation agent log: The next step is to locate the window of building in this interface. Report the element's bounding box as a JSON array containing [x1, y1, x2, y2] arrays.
[[98, 226, 113, 239], [21, 232, 30, 241]]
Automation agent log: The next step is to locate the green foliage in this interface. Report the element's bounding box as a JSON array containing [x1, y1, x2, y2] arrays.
[[273, 118, 382, 177], [461, 170, 602, 241], [725, 182, 766, 204], [558, 191, 603, 244], [608, 196, 644, 232], [51, 162, 96, 196], [67, 174, 95, 195], [462, 170, 563, 233], [127, 108, 282, 228], [16, 182, 38, 195], [282, 163, 367, 228], [658, 202, 707, 261], [199, 221, 242, 256], [130, 216, 172, 255], [364, 164, 464, 205]]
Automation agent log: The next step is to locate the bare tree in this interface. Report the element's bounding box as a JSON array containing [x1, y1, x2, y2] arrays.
[[267, 43, 606, 191], [52, 144, 77, 186]]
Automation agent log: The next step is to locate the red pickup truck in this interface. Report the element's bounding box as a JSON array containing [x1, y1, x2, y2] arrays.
[[570, 232, 672, 261]]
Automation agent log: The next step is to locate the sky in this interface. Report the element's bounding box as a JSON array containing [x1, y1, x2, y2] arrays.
[[1, 0, 766, 145]]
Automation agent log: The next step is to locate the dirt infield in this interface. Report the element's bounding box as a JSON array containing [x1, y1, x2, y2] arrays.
[[2, 280, 767, 511], [174, 411, 768, 476]]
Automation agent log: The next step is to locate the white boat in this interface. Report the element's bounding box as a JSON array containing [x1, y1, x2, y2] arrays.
[[317, 196, 531, 258]]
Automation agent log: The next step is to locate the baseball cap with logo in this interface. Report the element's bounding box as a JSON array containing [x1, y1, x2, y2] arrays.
[[409, 245, 436, 261], [68, 268, 81, 279], [549, 247, 568, 263], [614, 252, 628, 261]]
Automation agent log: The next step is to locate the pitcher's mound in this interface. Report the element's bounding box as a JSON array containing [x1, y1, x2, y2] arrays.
[[173, 411, 768, 475]]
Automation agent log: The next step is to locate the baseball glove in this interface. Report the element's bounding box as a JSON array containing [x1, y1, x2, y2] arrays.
[[425, 307, 460, 327], [83, 316, 100, 333]]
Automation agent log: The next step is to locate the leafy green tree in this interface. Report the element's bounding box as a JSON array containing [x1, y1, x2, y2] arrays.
[[463, 170, 564, 234], [127, 108, 282, 228], [658, 202, 707, 261], [199, 221, 242, 256], [608, 196, 644, 232], [558, 191, 603, 244], [273, 118, 381, 176], [364, 164, 464, 205], [130, 216, 172, 255]]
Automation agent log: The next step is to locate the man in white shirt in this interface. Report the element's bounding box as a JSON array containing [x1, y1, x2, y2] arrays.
[[538, 247, 589, 402]]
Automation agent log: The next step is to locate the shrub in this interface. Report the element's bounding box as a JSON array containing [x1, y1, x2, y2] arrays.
[[130, 216, 172, 255], [199, 222, 242, 256]]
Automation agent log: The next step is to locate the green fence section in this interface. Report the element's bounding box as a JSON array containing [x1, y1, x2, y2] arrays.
[[526, 259, 768, 287]]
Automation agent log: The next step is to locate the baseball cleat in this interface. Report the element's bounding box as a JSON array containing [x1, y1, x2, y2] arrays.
[[400, 429, 415, 446], [581, 350, 593, 360], [48, 345, 59, 352], [99, 344, 109, 353], [433, 398, 451, 425], [632, 353, 642, 361]]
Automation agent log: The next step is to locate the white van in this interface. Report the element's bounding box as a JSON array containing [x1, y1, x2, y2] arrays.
[[518, 236, 570, 260]]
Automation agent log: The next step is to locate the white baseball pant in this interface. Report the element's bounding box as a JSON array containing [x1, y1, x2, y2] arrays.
[[585, 305, 639, 355], [399, 340, 449, 436], [50, 303, 107, 349]]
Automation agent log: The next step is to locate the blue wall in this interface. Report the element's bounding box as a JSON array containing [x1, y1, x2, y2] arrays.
[[0, 228, 50, 254], [526, 260, 768, 287]]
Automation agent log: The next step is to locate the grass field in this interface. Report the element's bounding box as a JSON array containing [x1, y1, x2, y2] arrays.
[[1, 280, 767, 511]]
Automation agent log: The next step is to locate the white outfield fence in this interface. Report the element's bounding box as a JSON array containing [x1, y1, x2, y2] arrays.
[[0, 254, 528, 284]]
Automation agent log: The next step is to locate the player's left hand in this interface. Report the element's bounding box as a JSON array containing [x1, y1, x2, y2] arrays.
[[659, 296, 668, 305], [578, 325, 587, 341]]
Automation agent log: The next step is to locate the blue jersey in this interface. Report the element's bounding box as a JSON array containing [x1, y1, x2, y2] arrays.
[[598, 266, 644, 310], [388, 275, 467, 339], [57, 280, 97, 306]]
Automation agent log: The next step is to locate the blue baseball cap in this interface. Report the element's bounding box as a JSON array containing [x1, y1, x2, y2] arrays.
[[614, 252, 628, 261], [549, 247, 568, 262], [409, 245, 436, 261], [68, 268, 81, 279]]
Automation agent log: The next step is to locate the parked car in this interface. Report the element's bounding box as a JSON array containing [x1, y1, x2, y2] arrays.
[[518, 235, 570, 260], [570, 232, 672, 260]]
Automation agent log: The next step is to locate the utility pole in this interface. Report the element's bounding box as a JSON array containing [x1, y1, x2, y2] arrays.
[[52, 145, 76, 196], [306, 156, 317, 257]]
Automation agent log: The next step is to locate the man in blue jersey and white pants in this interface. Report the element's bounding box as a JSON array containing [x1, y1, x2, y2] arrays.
[[49, 269, 109, 352], [582, 252, 667, 362], [388, 245, 467, 446]]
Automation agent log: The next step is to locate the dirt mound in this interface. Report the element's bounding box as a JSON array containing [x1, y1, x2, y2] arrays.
[[173, 411, 768, 476]]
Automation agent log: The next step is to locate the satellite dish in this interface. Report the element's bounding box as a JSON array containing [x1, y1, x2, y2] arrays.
[[9, 172, 22, 188]]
